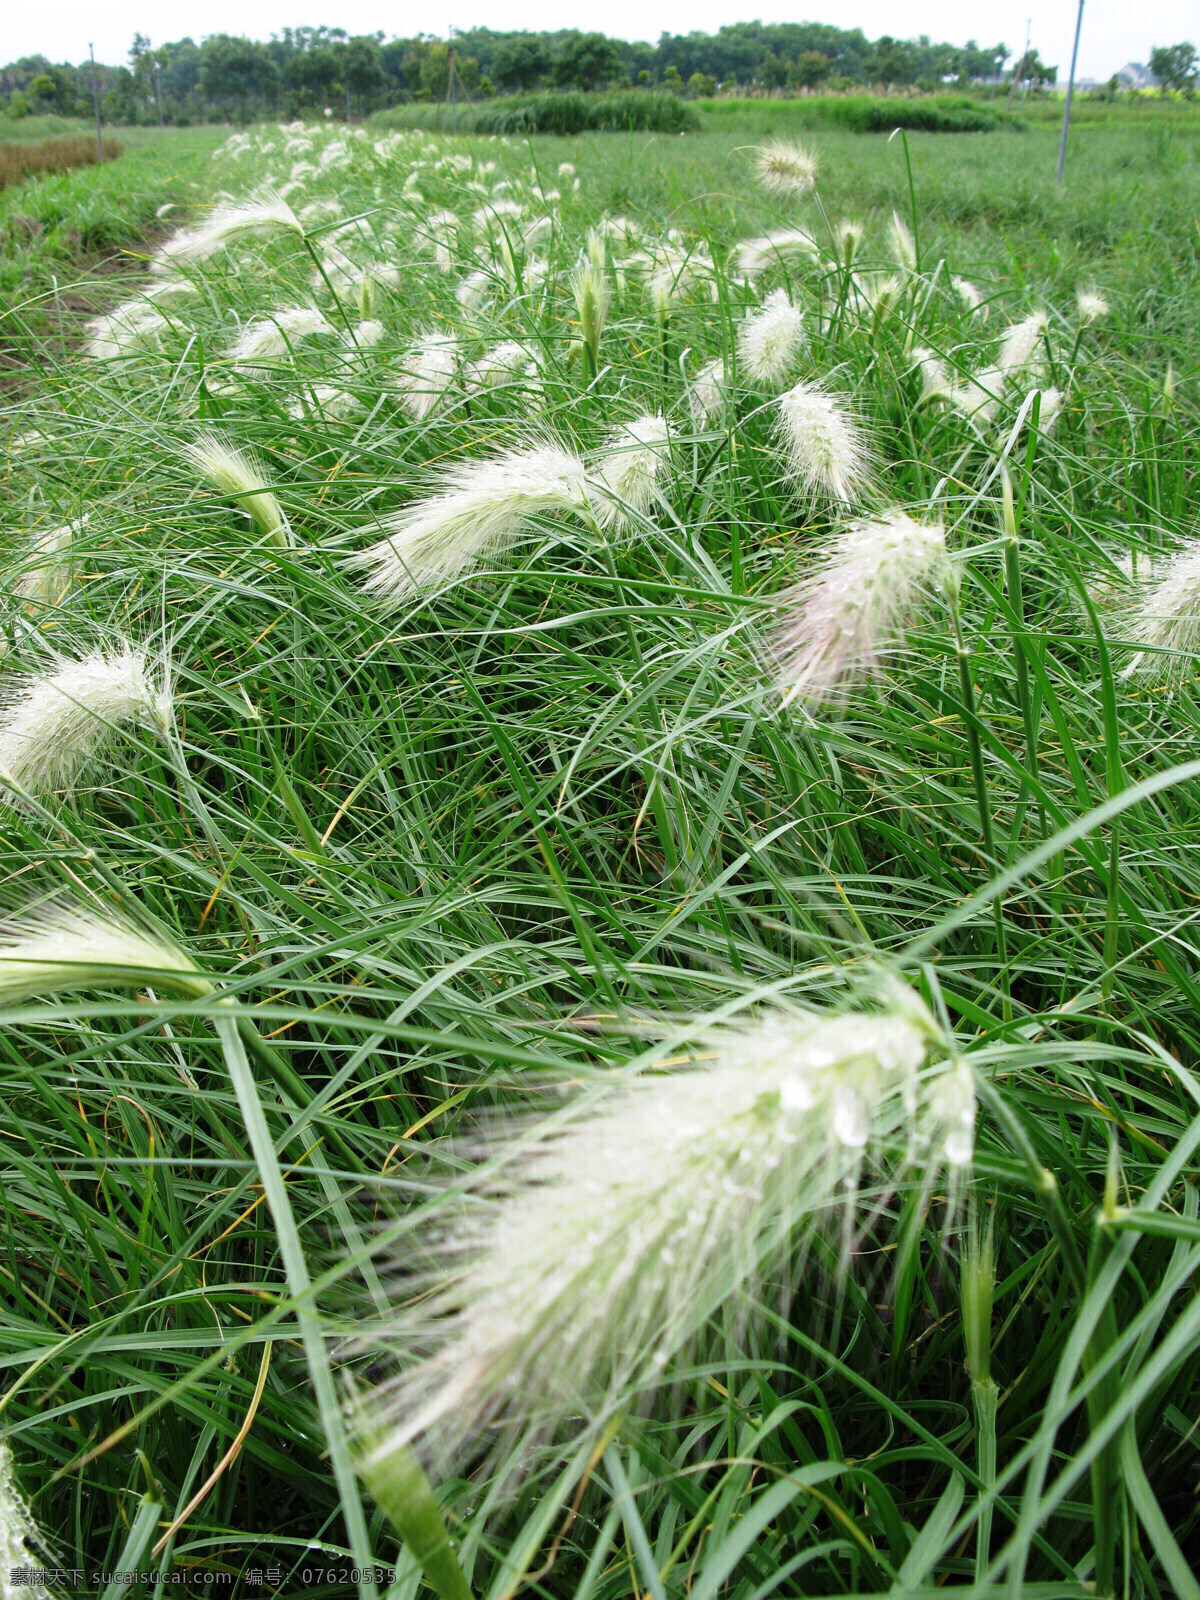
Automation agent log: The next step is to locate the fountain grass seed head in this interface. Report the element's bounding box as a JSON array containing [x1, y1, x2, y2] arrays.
[[395, 331, 459, 422], [184, 434, 293, 548], [153, 189, 303, 267], [359, 986, 970, 1489], [590, 415, 673, 529], [776, 379, 873, 506], [951, 365, 1005, 426], [835, 220, 866, 267], [754, 138, 819, 196], [0, 646, 173, 802], [1076, 288, 1110, 325], [228, 306, 332, 369], [1123, 538, 1200, 675], [14, 515, 87, 603], [909, 347, 953, 407], [465, 341, 538, 392], [998, 311, 1049, 376], [348, 441, 591, 602], [0, 900, 208, 1005], [774, 510, 950, 706], [689, 357, 729, 428], [734, 229, 820, 277], [85, 304, 169, 360], [738, 288, 805, 383], [571, 253, 610, 368], [0, 1440, 56, 1599], [887, 212, 918, 272]]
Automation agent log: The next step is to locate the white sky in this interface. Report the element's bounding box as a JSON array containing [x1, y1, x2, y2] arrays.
[[7, 0, 1187, 82]]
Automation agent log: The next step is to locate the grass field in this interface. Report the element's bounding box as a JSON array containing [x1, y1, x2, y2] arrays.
[[0, 104, 1198, 1599]]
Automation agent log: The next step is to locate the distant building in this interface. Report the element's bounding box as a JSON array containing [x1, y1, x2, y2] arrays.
[[1116, 61, 1158, 88]]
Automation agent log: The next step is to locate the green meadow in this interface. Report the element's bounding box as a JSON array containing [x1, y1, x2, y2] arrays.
[[0, 101, 1197, 1598]]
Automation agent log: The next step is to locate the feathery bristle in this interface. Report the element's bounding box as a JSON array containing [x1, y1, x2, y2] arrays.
[[1123, 539, 1200, 674], [834, 219, 866, 266], [590, 415, 672, 528], [998, 311, 1049, 376], [909, 347, 953, 406], [228, 306, 332, 369], [154, 189, 303, 266], [465, 341, 538, 392], [84, 305, 169, 361], [395, 332, 458, 422], [14, 515, 86, 603], [348, 442, 591, 601], [738, 289, 805, 382], [571, 255, 610, 365], [754, 139, 819, 196], [0, 648, 172, 801], [360, 990, 969, 1488], [774, 511, 949, 705], [689, 358, 729, 428], [887, 212, 917, 272], [183, 434, 293, 547], [0, 901, 206, 1003], [776, 380, 872, 504], [0, 1441, 55, 1597], [734, 229, 820, 276], [1076, 288, 1110, 325]]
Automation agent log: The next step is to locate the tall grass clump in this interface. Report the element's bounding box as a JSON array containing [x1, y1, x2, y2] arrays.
[[0, 103, 1198, 1600]]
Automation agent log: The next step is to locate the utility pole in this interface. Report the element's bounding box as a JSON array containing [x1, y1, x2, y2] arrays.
[[1057, 0, 1085, 183], [88, 43, 104, 163], [1008, 18, 1031, 103], [448, 23, 457, 134]]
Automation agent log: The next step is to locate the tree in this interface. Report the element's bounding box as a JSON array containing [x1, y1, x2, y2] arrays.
[[687, 71, 717, 97], [959, 40, 1009, 82], [1149, 43, 1197, 92], [758, 51, 789, 90], [285, 45, 342, 109], [553, 33, 621, 91], [342, 36, 384, 112], [200, 35, 278, 119], [870, 36, 917, 86], [491, 35, 550, 92], [791, 51, 832, 89], [1011, 48, 1056, 87]]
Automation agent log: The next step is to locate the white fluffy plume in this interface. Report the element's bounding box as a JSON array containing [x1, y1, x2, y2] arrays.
[[84, 304, 169, 360], [228, 306, 332, 369], [997, 311, 1049, 376], [734, 229, 819, 276], [0, 901, 207, 1004], [14, 515, 86, 603], [738, 288, 805, 382], [183, 435, 293, 547], [776, 380, 872, 505], [689, 357, 729, 428], [348, 442, 591, 601], [360, 989, 971, 1486], [1122, 538, 1200, 675], [590, 414, 673, 528], [754, 139, 819, 196], [774, 511, 950, 706], [0, 647, 172, 801], [154, 190, 304, 267], [395, 331, 458, 421], [0, 1441, 54, 1599]]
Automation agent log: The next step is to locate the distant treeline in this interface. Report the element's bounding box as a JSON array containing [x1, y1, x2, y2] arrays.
[[0, 23, 1017, 126]]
